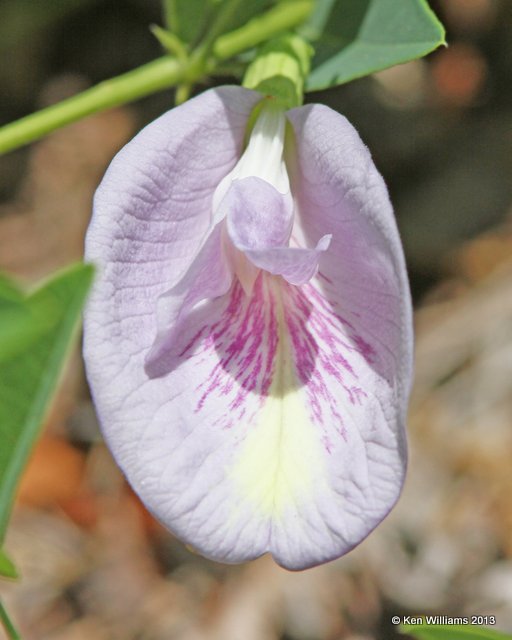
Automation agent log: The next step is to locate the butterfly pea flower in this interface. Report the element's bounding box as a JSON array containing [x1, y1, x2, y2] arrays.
[[83, 86, 413, 570]]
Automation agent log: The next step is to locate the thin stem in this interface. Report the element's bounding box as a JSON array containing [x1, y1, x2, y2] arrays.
[[213, 1, 312, 60], [0, 602, 21, 640], [0, 0, 313, 154], [0, 57, 183, 154]]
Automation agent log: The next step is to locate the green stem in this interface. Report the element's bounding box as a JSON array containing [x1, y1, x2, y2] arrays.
[[175, 83, 192, 105], [0, 0, 312, 155], [213, 1, 312, 60], [0, 602, 21, 640], [0, 57, 183, 154]]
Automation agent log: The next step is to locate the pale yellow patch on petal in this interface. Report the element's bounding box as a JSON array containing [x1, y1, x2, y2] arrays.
[[231, 279, 324, 517]]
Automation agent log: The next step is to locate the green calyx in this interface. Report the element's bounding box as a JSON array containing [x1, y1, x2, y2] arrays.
[[242, 33, 314, 109]]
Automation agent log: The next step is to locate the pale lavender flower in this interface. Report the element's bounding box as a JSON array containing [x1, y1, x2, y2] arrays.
[[83, 86, 413, 570]]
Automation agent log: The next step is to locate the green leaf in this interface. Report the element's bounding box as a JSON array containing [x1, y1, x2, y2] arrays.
[[0, 276, 59, 362], [0, 548, 18, 579], [222, 0, 273, 34], [0, 264, 94, 543], [304, 0, 445, 91], [164, 0, 272, 48], [400, 624, 512, 640], [0, 601, 21, 640], [164, 0, 212, 45], [298, 0, 337, 42]]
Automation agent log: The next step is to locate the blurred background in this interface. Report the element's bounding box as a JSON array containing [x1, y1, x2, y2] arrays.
[[1, 1, 512, 638]]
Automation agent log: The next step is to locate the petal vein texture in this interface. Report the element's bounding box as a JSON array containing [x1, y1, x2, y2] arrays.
[[84, 86, 413, 570]]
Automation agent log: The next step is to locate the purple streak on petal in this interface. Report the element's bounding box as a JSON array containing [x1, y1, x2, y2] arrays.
[[281, 280, 377, 442], [171, 271, 374, 453], [185, 274, 281, 428]]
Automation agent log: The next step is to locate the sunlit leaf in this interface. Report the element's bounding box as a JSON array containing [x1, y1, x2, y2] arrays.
[[299, 0, 337, 41], [0, 264, 94, 543], [164, 0, 212, 45], [0, 276, 58, 362], [0, 548, 18, 579], [305, 0, 445, 91], [401, 624, 512, 640]]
